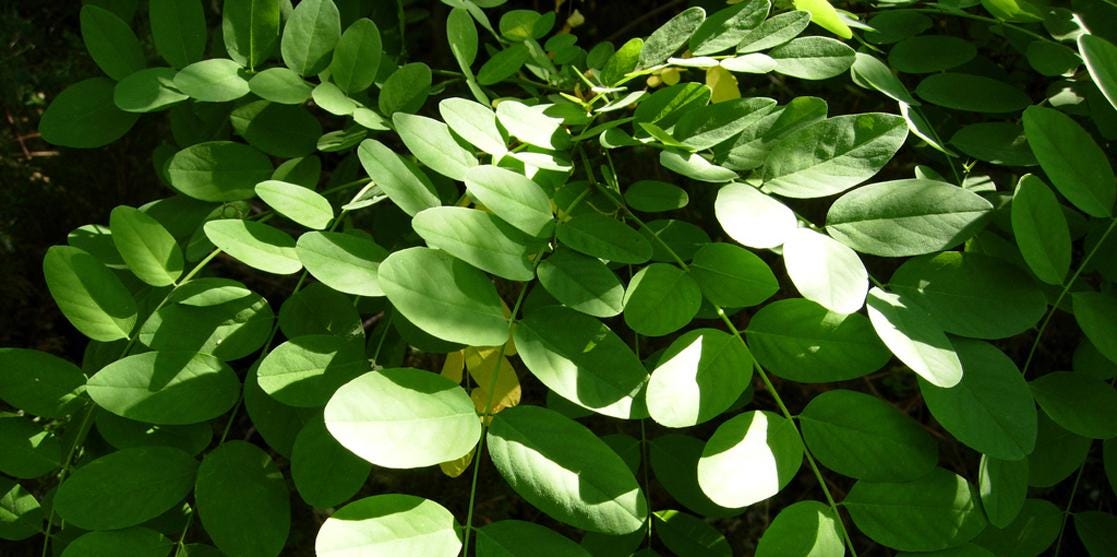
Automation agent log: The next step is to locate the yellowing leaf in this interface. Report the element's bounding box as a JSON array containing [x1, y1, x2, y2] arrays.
[[465, 348, 522, 417], [439, 448, 474, 478], [706, 66, 740, 103], [442, 351, 465, 384], [793, 0, 853, 40]]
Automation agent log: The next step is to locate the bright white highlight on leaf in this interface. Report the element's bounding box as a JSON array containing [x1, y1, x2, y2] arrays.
[[783, 227, 868, 314], [715, 183, 797, 248], [698, 411, 803, 508], [865, 287, 962, 388]]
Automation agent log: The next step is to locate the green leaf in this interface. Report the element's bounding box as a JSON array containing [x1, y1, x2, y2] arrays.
[[223, 0, 281, 69], [231, 101, 321, 158], [639, 7, 706, 68], [138, 278, 274, 361], [1076, 511, 1117, 556], [281, 0, 341, 76], [800, 389, 937, 481], [972, 498, 1061, 556], [918, 339, 1037, 460], [357, 139, 441, 217], [496, 100, 571, 150], [312, 81, 358, 115], [378, 247, 509, 346], [378, 62, 432, 115], [173, 59, 250, 103], [110, 206, 183, 286], [393, 113, 479, 181], [1028, 412, 1090, 487], [488, 405, 648, 534], [0, 479, 42, 541], [1022, 105, 1116, 217], [330, 18, 381, 94], [168, 141, 273, 202], [255, 181, 333, 230], [248, 68, 313, 104], [0, 416, 61, 479], [649, 434, 737, 517], [950, 122, 1036, 166], [736, 10, 810, 53], [296, 231, 388, 297], [55, 446, 197, 530], [448, 8, 479, 68], [149, 0, 206, 69], [689, 242, 777, 308], [714, 182, 797, 248], [537, 248, 625, 318], [43, 245, 137, 342], [278, 282, 362, 339], [866, 287, 963, 388], [515, 306, 648, 419], [39, 78, 139, 148], [1012, 175, 1071, 286], [0, 349, 86, 417], [793, 0, 852, 39], [634, 82, 711, 127], [291, 416, 369, 508], [478, 43, 530, 85], [258, 335, 369, 407], [243, 364, 314, 458], [845, 468, 986, 552], [698, 410, 803, 508], [195, 441, 290, 557], [851, 52, 918, 105], [979, 455, 1029, 528], [890, 252, 1046, 339], [80, 5, 145, 80], [915, 73, 1031, 113], [746, 298, 891, 383], [864, 11, 931, 44], [414, 207, 538, 281], [62, 527, 172, 557], [783, 227, 867, 314], [113, 67, 189, 113], [557, 214, 650, 264], [88, 351, 239, 425], [324, 368, 479, 468], [889, 35, 977, 73], [720, 53, 777, 73], [465, 165, 553, 238], [1030, 371, 1117, 439], [601, 38, 642, 85], [689, 0, 771, 56], [622, 263, 702, 337], [659, 151, 738, 183], [476, 520, 589, 557], [1073, 291, 1117, 365], [1080, 34, 1117, 112], [721, 95, 828, 170], [654, 510, 732, 557], [675, 97, 778, 151], [826, 179, 994, 257], [95, 413, 212, 456], [761, 113, 907, 199], [623, 180, 688, 213], [204, 219, 302, 275], [755, 501, 844, 557], [440, 98, 507, 157], [647, 328, 752, 428], [316, 495, 462, 556], [769, 36, 855, 80]]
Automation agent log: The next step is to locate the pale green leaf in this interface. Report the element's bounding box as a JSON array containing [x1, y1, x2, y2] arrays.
[[357, 139, 441, 216], [88, 350, 240, 425], [488, 405, 648, 534], [281, 0, 341, 76], [258, 335, 369, 407], [866, 286, 963, 388], [167, 141, 273, 202], [296, 231, 388, 297], [223, 0, 281, 69], [174, 59, 250, 103], [714, 182, 797, 248], [110, 206, 183, 286], [769, 36, 855, 80], [316, 495, 461, 557], [783, 227, 867, 314], [646, 328, 752, 428], [204, 219, 302, 275], [255, 180, 334, 230], [698, 410, 803, 508], [755, 501, 844, 557], [43, 245, 137, 342], [413, 206, 538, 281], [329, 18, 381, 94], [639, 7, 706, 68], [440, 97, 507, 157], [378, 247, 508, 346], [393, 113, 479, 181], [464, 165, 553, 238], [113, 68, 189, 113]]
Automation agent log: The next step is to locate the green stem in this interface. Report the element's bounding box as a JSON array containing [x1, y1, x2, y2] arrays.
[[462, 281, 533, 557], [586, 160, 859, 556], [907, 7, 1061, 46], [1022, 218, 1117, 377], [1053, 453, 1090, 557]]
